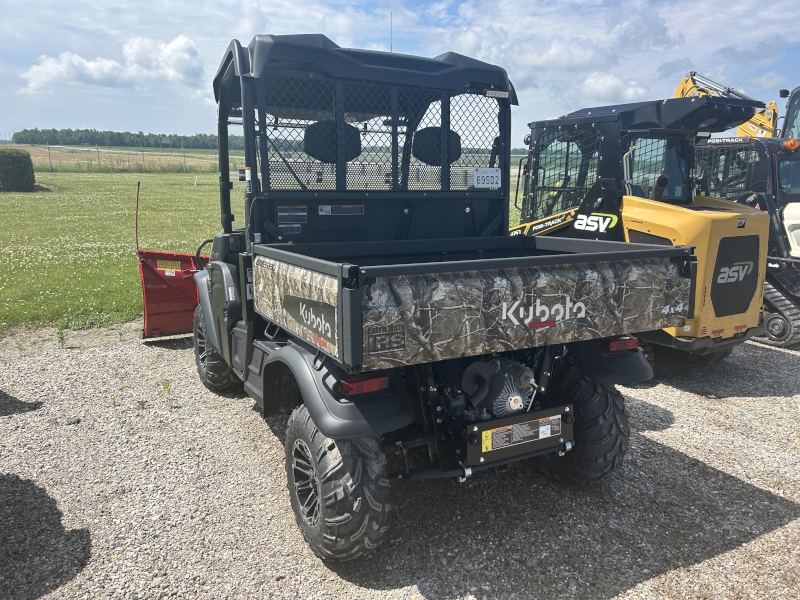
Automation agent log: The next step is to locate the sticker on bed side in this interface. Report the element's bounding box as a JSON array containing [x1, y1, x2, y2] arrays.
[[283, 295, 336, 344], [318, 204, 365, 216], [367, 325, 405, 355]]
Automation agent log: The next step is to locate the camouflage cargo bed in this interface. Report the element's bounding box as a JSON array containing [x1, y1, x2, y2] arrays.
[[251, 236, 693, 371]]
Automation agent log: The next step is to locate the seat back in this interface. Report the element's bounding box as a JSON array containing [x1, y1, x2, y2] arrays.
[[783, 202, 800, 258]]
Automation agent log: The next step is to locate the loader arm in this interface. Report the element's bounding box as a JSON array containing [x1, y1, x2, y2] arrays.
[[675, 71, 778, 138]]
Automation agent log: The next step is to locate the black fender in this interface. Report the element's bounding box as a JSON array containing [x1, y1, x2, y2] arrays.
[[253, 341, 415, 439], [193, 261, 241, 364], [566, 338, 653, 385], [194, 269, 218, 352]]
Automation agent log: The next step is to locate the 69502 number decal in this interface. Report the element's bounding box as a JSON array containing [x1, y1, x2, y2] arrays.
[[473, 167, 501, 188]]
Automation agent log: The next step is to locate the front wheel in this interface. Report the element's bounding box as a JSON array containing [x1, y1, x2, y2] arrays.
[[193, 305, 238, 391], [285, 405, 391, 561], [534, 363, 629, 487]]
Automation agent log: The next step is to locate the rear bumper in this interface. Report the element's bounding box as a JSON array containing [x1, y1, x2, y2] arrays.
[[637, 326, 764, 355]]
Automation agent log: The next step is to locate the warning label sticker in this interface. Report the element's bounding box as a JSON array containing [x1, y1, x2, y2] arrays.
[[481, 415, 562, 452], [278, 206, 307, 224], [278, 224, 301, 235], [318, 204, 365, 216]]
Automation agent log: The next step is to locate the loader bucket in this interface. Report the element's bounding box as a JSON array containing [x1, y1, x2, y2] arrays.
[[137, 249, 208, 338]]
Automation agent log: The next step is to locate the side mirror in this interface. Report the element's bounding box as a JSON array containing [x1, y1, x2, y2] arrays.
[[780, 89, 790, 99]]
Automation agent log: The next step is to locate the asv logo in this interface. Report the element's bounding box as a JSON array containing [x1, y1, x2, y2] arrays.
[[717, 261, 753, 284], [502, 296, 587, 330], [574, 213, 618, 233]]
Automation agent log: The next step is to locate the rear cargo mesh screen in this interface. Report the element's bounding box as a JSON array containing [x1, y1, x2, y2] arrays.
[[695, 145, 755, 200], [524, 128, 600, 222], [256, 74, 502, 192]]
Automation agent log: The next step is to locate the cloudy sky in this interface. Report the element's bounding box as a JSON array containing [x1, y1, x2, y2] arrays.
[[2, 0, 799, 144]]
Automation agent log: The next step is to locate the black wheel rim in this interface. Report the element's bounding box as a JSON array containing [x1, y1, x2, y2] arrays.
[[196, 317, 208, 368], [765, 313, 791, 343], [292, 439, 321, 527]]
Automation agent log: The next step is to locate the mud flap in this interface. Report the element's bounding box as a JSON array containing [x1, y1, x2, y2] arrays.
[[137, 250, 208, 338]]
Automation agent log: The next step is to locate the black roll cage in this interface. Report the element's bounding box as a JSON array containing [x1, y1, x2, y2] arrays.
[[212, 36, 517, 246]]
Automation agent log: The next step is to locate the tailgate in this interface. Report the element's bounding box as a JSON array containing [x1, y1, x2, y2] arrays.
[[361, 257, 691, 370], [137, 250, 208, 338]]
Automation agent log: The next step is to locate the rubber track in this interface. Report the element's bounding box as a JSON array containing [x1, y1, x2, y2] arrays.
[[285, 406, 391, 561], [758, 281, 800, 347], [535, 366, 629, 488]]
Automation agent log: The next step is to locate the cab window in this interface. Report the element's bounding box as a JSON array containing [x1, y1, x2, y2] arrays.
[[628, 138, 690, 203], [778, 158, 800, 199], [523, 128, 600, 222]]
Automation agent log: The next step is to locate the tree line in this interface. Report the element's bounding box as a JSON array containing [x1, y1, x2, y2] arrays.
[[12, 127, 524, 155], [12, 128, 244, 150]]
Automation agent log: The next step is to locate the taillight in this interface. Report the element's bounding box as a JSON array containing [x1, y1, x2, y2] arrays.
[[603, 336, 639, 352], [340, 374, 389, 396]]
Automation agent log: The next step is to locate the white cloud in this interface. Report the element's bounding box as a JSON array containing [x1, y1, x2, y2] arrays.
[[519, 38, 616, 72], [20, 35, 203, 93], [579, 72, 649, 103], [751, 71, 791, 91]]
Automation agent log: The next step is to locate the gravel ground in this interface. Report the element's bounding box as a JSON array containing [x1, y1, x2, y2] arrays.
[[1, 324, 798, 600]]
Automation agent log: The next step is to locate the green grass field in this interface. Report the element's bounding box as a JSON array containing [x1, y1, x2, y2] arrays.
[[0, 171, 524, 336], [0, 173, 229, 335]]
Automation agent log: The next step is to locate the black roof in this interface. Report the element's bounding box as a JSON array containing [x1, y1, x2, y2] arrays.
[[533, 97, 765, 134], [214, 34, 517, 104]]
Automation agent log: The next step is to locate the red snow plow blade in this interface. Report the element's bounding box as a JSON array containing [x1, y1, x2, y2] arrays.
[[137, 249, 208, 338], [134, 181, 210, 338]]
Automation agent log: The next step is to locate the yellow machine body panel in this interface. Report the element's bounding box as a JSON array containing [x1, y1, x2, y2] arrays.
[[621, 195, 769, 341]]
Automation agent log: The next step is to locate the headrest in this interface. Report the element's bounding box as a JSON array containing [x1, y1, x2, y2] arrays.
[[412, 127, 462, 166], [303, 120, 361, 164]]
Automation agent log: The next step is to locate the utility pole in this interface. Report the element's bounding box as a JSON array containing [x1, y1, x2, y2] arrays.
[[47, 143, 53, 172], [96, 145, 101, 172]]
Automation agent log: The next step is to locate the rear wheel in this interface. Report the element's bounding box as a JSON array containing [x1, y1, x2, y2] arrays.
[[534, 363, 629, 487], [285, 405, 391, 561], [193, 305, 238, 391], [757, 282, 800, 347]]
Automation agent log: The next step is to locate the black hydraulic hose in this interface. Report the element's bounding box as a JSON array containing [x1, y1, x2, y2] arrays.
[[195, 239, 213, 270], [467, 373, 489, 408]]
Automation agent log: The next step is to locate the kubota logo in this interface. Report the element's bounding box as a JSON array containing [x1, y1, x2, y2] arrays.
[[574, 213, 619, 233], [502, 296, 586, 329], [717, 261, 753, 284]]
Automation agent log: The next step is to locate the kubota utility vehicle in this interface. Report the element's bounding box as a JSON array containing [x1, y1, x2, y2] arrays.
[[137, 34, 695, 560], [511, 97, 770, 364]]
